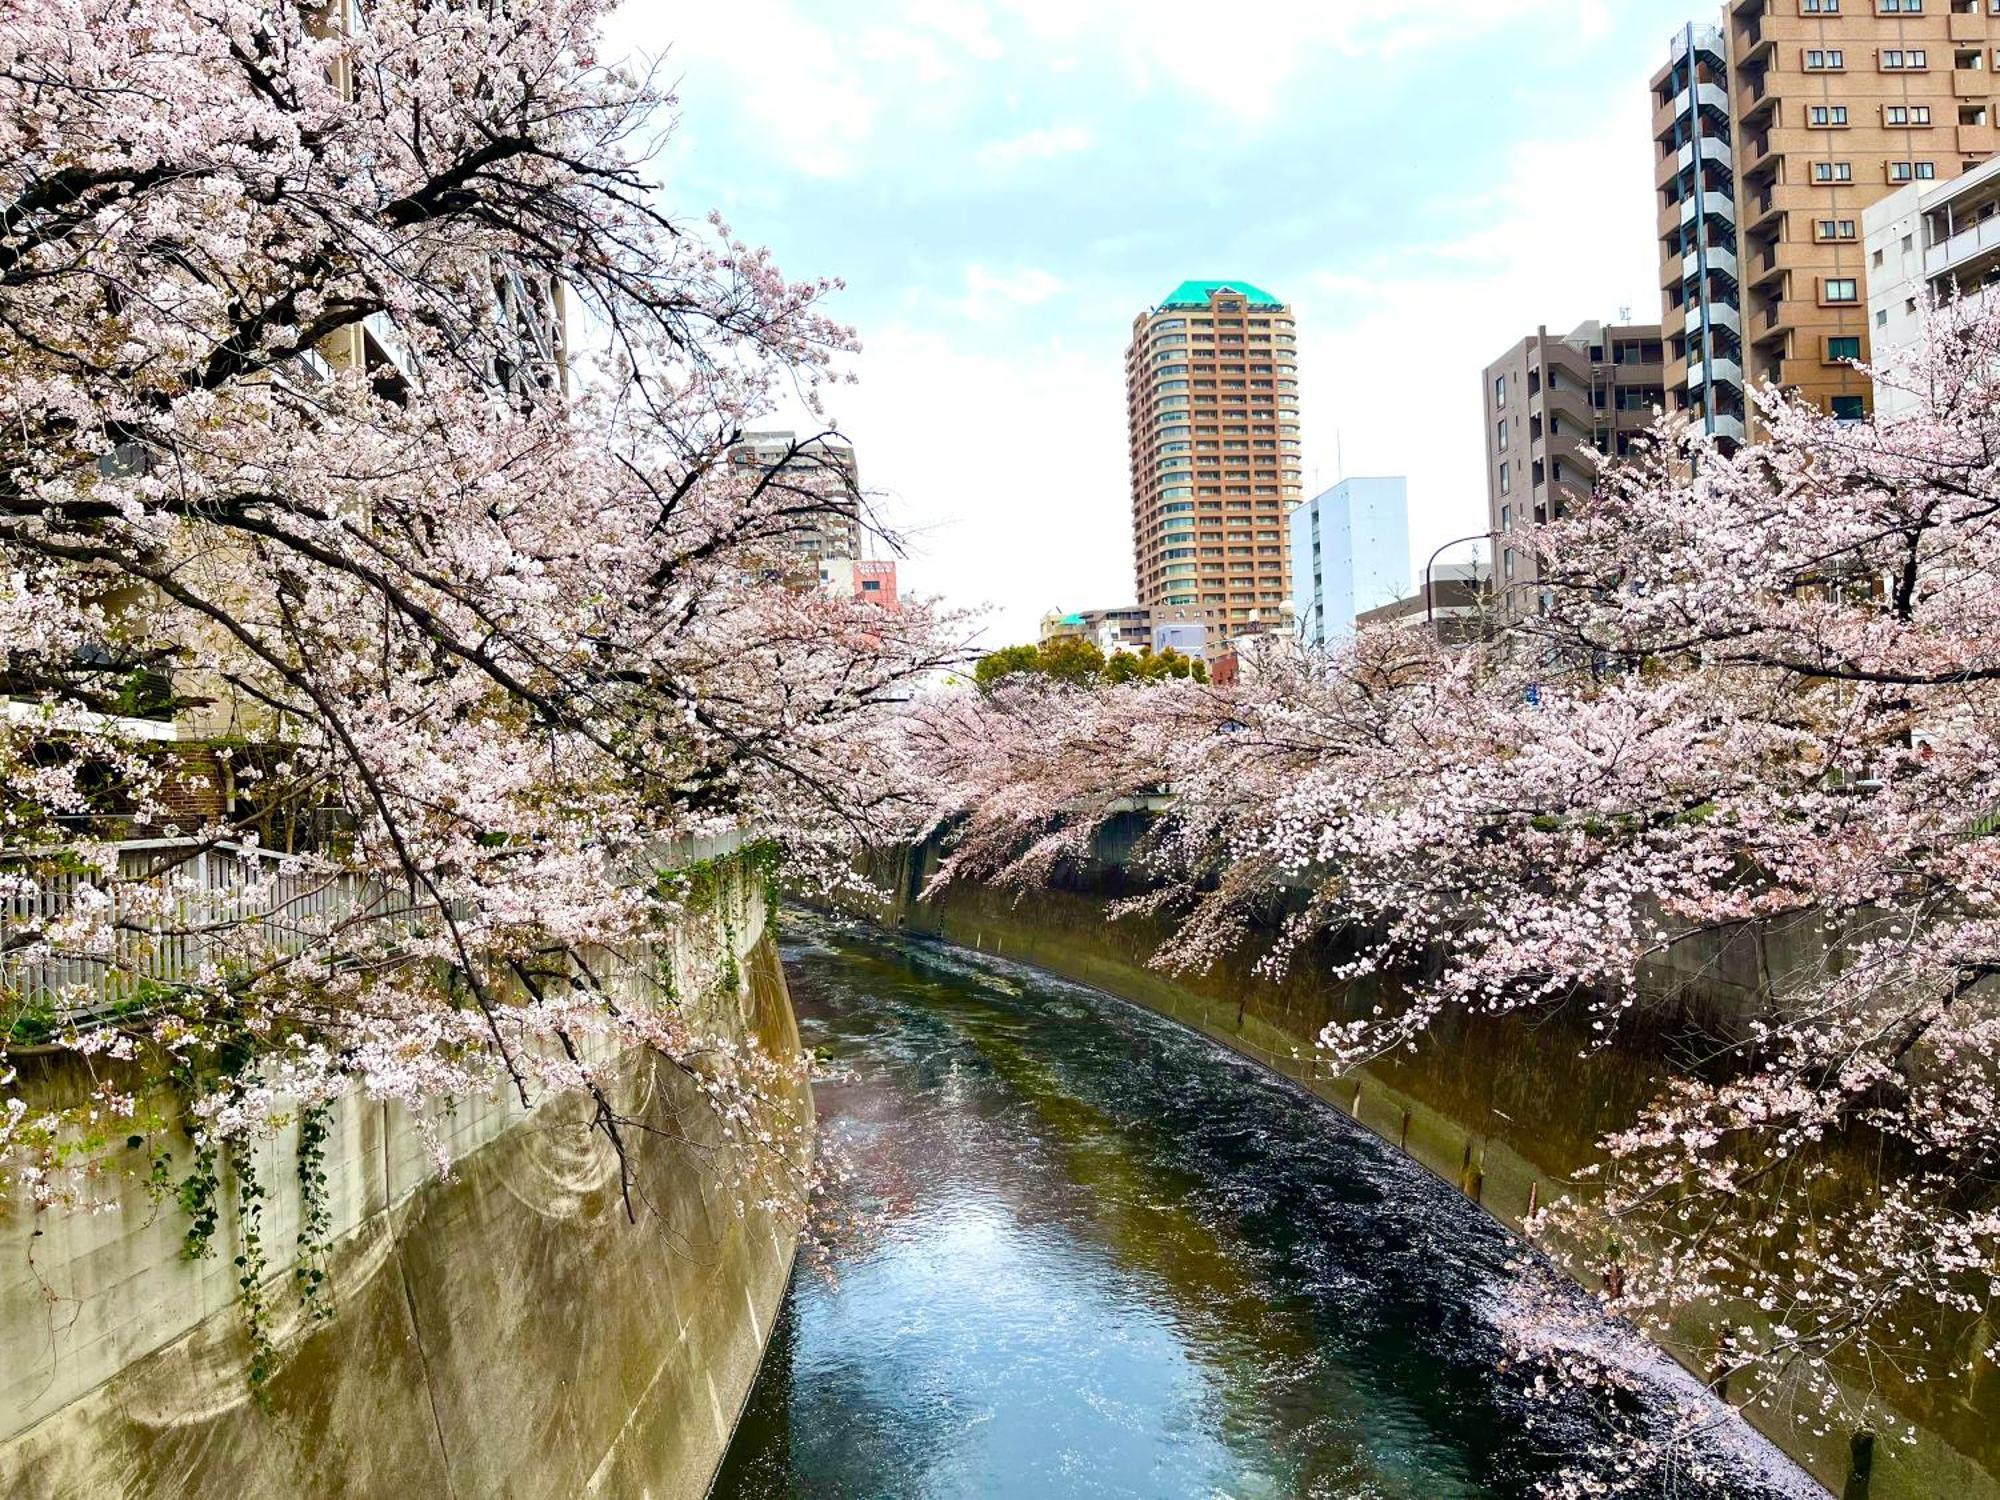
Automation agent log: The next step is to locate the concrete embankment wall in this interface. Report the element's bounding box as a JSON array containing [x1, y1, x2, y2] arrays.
[[854, 828, 2000, 1500], [0, 849, 804, 1500]]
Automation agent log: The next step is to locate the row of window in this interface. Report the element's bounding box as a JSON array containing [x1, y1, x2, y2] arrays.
[[1811, 160, 1936, 181], [1802, 0, 2000, 12], [1814, 105, 1956, 130], [1804, 48, 1931, 70]]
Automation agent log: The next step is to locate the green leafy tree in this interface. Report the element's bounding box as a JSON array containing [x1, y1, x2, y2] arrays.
[[1035, 636, 1107, 685], [973, 643, 1041, 690]]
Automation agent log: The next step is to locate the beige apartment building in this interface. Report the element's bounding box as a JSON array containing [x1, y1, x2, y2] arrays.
[[1481, 321, 1664, 608], [1653, 5, 2000, 436], [1124, 281, 1302, 634], [725, 430, 863, 563]]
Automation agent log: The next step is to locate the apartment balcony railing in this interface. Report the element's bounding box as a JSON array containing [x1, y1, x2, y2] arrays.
[[1676, 136, 1733, 176], [1679, 190, 1738, 228], [1683, 244, 1740, 282], [1690, 353, 1746, 392], [1669, 23, 1727, 67], [1926, 211, 2000, 279], [1700, 301, 1743, 337], [1687, 80, 1732, 121]]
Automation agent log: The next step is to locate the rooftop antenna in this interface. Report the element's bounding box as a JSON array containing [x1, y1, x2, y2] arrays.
[[1618, 304, 1633, 323], [1335, 427, 1345, 482]]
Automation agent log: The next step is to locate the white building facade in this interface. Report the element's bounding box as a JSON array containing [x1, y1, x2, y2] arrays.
[[1289, 477, 1411, 649], [1864, 154, 2000, 423]]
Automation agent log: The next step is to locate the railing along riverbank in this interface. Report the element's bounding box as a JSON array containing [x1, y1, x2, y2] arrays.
[[0, 829, 748, 1024]]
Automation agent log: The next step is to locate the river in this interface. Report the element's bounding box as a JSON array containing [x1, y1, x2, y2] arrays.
[[711, 913, 1822, 1499]]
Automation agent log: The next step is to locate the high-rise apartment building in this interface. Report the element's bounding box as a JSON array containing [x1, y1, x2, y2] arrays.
[[1289, 477, 1411, 649], [726, 430, 863, 563], [1482, 322, 1664, 609], [1653, 7, 1999, 435], [1125, 281, 1303, 634]]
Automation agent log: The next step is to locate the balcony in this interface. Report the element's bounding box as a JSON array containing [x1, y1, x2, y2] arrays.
[[1679, 189, 1738, 228], [1751, 301, 1792, 345], [1690, 80, 1731, 121], [1702, 301, 1743, 338], [1733, 17, 1771, 62], [1961, 123, 1998, 155], [1955, 68, 1991, 100], [1669, 23, 1726, 69], [1676, 135, 1734, 176], [1689, 353, 1746, 393], [1683, 244, 1740, 282], [1951, 11, 1988, 44], [1746, 183, 1786, 229], [1926, 210, 2000, 277], [1709, 413, 1749, 444]]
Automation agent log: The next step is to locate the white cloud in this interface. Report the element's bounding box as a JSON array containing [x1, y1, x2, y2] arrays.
[[958, 264, 1069, 321], [608, 0, 876, 177], [994, 0, 1611, 119], [830, 327, 1135, 648], [1294, 122, 1661, 592], [975, 123, 1093, 170]]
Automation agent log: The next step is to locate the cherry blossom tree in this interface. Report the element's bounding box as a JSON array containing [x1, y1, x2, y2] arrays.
[[0, 0, 962, 1209], [916, 299, 2000, 1461]]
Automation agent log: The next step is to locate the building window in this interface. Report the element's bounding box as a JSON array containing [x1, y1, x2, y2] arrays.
[[1823, 278, 1859, 302], [1885, 105, 1933, 126], [1817, 219, 1858, 240], [1501, 504, 1512, 531], [1496, 419, 1508, 451], [1499, 464, 1511, 494], [1809, 106, 1849, 127], [1881, 50, 1927, 70], [1503, 548, 1516, 580], [1494, 373, 1506, 408], [1812, 161, 1854, 182], [1805, 49, 1844, 70], [1831, 395, 1866, 420], [1805, 0, 1840, 9], [1890, 161, 1937, 181], [1877, 308, 1890, 326], [1827, 336, 1862, 361], [1877, 0, 1921, 12]]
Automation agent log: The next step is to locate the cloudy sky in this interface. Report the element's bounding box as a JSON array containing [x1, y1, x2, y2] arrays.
[[608, 0, 1701, 646]]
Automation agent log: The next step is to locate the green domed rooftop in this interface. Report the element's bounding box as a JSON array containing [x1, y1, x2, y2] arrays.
[[1157, 280, 1283, 309]]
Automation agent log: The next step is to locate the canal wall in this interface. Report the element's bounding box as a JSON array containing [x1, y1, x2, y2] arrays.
[[0, 844, 806, 1500], [847, 826, 2000, 1500]]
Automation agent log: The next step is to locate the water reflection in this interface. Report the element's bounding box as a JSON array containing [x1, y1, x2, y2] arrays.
[[712, 915, 1819, 1500]]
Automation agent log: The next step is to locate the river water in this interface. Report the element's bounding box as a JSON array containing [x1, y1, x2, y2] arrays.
[[712, 914, 1822, 1499]]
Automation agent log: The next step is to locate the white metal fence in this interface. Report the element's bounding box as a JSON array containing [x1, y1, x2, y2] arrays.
[[1, 830, 748, 1024]]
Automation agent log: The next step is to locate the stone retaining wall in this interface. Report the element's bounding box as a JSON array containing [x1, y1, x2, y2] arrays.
[[0, 848, 805, 1500], [856, 832, 1999, 1500]]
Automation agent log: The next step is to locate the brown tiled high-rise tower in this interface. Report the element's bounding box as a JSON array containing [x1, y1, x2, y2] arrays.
[[1653, 7, 1999, 437], [1482, 322, 1665, 613], [1124, 282, 1302, 636]]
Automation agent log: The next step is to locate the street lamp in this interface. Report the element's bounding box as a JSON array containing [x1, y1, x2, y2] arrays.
[[1424, 530, 1495, 629]]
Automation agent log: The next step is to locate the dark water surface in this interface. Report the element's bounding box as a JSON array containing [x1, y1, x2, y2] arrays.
[[712, 915, 1821, 1500]]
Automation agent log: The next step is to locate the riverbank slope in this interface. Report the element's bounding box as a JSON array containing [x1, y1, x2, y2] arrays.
[[0, 847, 804, 1500]]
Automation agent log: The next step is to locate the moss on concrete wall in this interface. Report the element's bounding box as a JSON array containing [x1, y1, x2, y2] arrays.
[[856, 840, 2000, 1500], [0, 856, 805, 1500]]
